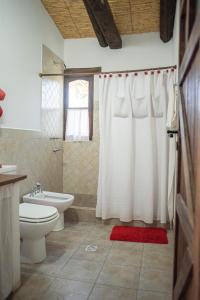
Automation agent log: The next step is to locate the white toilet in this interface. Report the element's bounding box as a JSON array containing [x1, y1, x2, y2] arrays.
[[23, 191, 74, 231], [19, 203, 59, 263]]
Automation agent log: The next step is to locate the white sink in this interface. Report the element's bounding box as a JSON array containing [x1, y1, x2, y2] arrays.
[[23, 191, 74, 231], [0, 165, 17, 174]]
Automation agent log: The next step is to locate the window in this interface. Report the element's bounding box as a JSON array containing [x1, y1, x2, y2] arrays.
[[64, 75, 94, 141]]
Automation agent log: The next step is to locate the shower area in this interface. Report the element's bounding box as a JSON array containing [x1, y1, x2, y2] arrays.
[[41, 46, 99, 222], [63, 68, 177, 226], [63, 77, 100, 223], [41, 46, 177, 227]]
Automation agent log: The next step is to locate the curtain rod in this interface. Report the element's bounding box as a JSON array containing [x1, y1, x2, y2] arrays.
[[101, 65, 177, 74], [39, 65, 177, 77]]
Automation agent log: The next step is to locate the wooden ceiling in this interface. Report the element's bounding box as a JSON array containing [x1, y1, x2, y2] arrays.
[[42, 0, 160, 39]]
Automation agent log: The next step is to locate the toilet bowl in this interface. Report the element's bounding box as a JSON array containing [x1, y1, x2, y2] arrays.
[[19, 203, 59, 264], [23, 191, 74, 231]]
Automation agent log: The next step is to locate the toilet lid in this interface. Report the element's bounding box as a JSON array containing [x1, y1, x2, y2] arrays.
[[19, 203, 58, 223]]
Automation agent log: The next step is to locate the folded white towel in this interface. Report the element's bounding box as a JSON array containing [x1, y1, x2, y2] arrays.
[[113, 76, 130, 118], [131, 73, 149, 118], [166, 79, 178, 130], [151, 72, 164, 118]]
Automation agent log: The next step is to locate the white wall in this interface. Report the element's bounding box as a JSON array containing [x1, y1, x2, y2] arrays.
[[0, 0, 64, 130], [64, 33, 174, 71]]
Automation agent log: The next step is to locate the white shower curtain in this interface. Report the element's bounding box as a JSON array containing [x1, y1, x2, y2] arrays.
[[97, 70, 176, 223]]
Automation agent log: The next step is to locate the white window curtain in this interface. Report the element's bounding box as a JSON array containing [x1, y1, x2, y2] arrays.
[[65, 109, 89, 141], [65, 79, 90, 141], [97, 70, 176, 224]]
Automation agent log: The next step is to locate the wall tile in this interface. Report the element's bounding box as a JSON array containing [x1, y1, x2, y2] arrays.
[[0, 128, 63, 196]]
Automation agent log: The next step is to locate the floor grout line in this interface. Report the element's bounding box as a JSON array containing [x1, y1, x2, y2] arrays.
[[136, 243, 144, 300], [86, 238, 114, 300]]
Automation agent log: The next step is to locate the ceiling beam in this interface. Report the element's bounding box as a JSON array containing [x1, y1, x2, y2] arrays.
[[83, 0, 122, 49], [160, 0, 177, 42], [83, 0, 108, 48]]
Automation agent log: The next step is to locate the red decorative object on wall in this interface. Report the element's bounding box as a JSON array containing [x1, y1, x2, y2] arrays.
[[0, 88, 6, 101], [0, 88, 6, 118], [0, 107, 3, 118]]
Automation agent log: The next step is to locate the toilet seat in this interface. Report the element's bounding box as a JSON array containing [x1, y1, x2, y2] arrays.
[[19, 203, 58, 223]]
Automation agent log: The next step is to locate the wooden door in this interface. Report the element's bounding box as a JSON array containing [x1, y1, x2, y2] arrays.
[[173, 1, 200, 299]]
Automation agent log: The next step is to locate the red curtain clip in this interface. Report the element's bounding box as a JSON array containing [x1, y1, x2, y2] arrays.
[[171, 68, 174, 72], [157, 70, 160, 74], [125, 73, 128, 77], [144, 71, 148, 75], [109, 74, 112, 78], [134, 73, 138, 76], [151, 71, 154, 75], [104, 74, 107, 78], [99, 75, 101, 78], [118, 74, 122, 77]]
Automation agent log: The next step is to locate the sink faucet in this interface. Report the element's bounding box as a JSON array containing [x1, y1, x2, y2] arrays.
[[36, 182, 42, 193], [30, 183, 43, 196]]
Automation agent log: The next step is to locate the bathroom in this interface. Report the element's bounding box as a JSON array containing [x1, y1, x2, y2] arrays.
[[1, 0, 200, 299]]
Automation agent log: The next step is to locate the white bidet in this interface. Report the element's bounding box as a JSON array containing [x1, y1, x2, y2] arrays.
[[23, 191, 74, 231]]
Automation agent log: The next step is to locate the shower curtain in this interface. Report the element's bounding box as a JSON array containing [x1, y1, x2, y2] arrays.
[[96, 70, 176, 223]]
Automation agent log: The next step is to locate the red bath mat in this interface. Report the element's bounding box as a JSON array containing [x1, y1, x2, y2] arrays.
[[110, 226, 168, 244]]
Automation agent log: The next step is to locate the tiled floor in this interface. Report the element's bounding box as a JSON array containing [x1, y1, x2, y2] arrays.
[[13, 222, 174, 300]]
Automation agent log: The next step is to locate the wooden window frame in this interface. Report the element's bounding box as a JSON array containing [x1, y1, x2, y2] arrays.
[[63, 74, 94, 141]]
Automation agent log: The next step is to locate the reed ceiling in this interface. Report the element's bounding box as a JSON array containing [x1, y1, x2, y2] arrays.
[[42, 0, 160, 39]]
